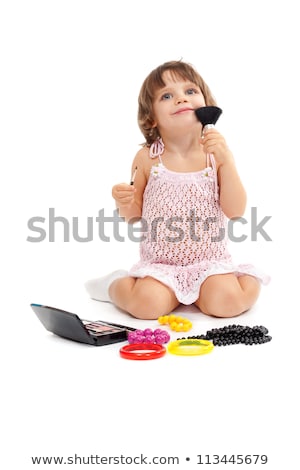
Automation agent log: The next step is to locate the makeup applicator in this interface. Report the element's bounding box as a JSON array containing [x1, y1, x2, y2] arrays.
[[195, 106, 223, 132], [195, 106, 223, 201]]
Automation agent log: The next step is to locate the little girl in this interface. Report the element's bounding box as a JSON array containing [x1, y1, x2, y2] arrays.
[[85, 60, 270, 319]]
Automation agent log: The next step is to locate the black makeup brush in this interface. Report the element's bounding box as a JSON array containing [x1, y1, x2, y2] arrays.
[[195, 106, 223, 132], [195, 106, 223, 201]]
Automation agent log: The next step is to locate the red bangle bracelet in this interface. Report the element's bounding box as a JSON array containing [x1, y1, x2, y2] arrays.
[[119, 343, 166, 360]]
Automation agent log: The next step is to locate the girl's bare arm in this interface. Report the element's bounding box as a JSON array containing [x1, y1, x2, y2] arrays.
[[112, 147, 149, 223]]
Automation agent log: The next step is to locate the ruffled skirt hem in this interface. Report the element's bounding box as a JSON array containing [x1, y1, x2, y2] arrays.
[[128, 260, 270, 305]]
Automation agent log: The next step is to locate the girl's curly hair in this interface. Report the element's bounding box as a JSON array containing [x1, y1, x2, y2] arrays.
[[138, 60, 217, 146]]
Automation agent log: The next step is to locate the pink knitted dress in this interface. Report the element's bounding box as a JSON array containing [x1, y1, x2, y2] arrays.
[[129, 152, 270, 304]]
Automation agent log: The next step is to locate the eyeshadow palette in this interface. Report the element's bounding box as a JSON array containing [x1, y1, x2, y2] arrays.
[[30, 304, 136, 346]]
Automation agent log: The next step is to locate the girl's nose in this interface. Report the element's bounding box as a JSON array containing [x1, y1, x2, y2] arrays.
[[175, 94, 187, 104]]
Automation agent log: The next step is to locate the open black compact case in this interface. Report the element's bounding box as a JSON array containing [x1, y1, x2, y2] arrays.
[[30, 304, 136, 346]]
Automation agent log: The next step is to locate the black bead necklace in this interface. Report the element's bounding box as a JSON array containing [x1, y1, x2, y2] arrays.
[[179, 325, 272, 346]]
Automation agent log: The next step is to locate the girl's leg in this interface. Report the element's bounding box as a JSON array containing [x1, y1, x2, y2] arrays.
[[109, 276, 180, 319], [194, 273, 261, 318]]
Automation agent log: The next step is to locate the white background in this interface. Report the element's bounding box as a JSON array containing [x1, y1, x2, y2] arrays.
[[1, 1, 299, 468]]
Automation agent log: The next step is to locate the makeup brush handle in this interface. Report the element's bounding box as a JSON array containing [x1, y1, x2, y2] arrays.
[[202, 123, 215, 137]]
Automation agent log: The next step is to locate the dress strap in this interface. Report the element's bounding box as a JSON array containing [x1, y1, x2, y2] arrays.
[[208, 153, 219, 201], [149, 137, 165, 159]]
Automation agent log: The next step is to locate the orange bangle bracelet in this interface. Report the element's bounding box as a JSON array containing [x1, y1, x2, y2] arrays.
[[119, 343, 166, 360]]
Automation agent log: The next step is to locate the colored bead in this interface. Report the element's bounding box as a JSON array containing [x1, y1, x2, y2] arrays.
[[158, 314, 193, 332], [183, 324, 191, 332], [135, 329, 144, 336], [144, 335, 155, 343], [127, 328, 170, 345], [155, 332, 170, 344], [144, 328, 153, 336], [154, 328, 163, 335], [127, 332, 137, 343], [178, 324, 271, 347], [155, 335, 165, 345]]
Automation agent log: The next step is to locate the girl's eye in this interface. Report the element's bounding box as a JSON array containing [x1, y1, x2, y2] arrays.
[[186, 88, 198, 95], [161, 93, 172, 100]]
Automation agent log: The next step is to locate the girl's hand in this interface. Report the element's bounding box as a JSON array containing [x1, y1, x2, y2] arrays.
[[112, 183, 136, 208], [201, 128, 234, 166]]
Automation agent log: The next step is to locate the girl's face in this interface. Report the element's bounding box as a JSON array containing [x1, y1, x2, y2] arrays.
[[152, 71, 206, 136]]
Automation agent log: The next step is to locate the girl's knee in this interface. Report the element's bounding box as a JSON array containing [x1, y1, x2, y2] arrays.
[[197, 274, 261, 318], [199, 288, 247, 318], [126, 278, 178, 319], [211, 300, 246, 318], [127, 297, 169, 319]]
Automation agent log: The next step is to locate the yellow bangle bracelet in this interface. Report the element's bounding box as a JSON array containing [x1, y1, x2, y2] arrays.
[[167, 339, 214, 356]]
